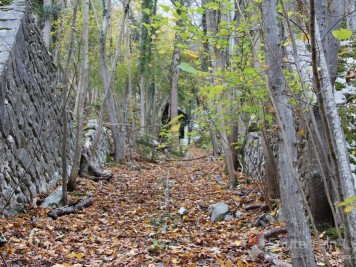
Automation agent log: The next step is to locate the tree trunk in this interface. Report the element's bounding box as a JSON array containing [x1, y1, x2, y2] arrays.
[[68, 0, 90, 191], [95, 0, 130, 163], [262, 0, 315, 265], [311, 1, 356, 263], [169, 33, 181, 149], [42, 0, 51, 48], [139, 74, 146, 136], [325, 0, 344, 84], [203, 0, 237, 188], [346, 0, 356, 32]]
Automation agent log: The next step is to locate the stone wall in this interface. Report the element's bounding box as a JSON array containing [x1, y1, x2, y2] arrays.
[[0, 0, 114, 215], [0, 0, 69, 214]]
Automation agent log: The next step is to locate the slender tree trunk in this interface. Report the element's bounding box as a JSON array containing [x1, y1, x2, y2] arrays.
[[139, 74, 146, 135], [62, 95, 68, 205], [170, 34, 181, 149], [325, 0, 344, 84], [60, 0, 78, 201], [346, 0, 356, 31], [310, 1, 356, 264], [68, 0, 90, 191], [42, 0, 52, 48], [201, 9, 220, 156], [263, 1, 315, 265], [203, 0, 236, 188], [94, 0, 130, 163]]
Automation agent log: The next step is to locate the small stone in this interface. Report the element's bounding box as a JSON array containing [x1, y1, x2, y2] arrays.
[[264, 214, 277, 223], [178, 207, 188, 215], [210, 202, 229, 222], [235, 210, 244, 218], [224, 214, 234, 221]]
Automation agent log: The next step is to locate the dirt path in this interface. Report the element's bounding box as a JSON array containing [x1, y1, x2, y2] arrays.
[[0, 149, 339, 266]]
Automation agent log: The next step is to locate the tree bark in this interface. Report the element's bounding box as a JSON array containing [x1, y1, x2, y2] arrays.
[[262, 0, 315, 266], [42, 0, 52, 48], [95, 0, 131, 163], [310, 1, 356, 263], [169, 33, 181, 149], [203, 0, 236, 188], [48, 197, 93, 219], [68, 0, 90, 191], [346, 0, 356, 32]]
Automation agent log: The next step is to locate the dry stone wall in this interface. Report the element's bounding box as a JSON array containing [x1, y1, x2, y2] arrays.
[[0, 0, 113, 214], [0, 0, 73, 214]]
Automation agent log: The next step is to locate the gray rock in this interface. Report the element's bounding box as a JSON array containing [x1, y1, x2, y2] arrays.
[[342, 85, 356, 98], [178, 207, 188, 215], [40, 187, 63, 208], [278, 208, 284, 222], [210, 202, 229, 222], [224, 214, 234, 221], [235, 210, 244, 218], [335, 91, 347, 105], [264, 214, 277, 223]]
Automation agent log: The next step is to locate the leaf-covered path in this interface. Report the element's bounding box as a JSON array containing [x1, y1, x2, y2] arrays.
[[1, 149, 340, 266]]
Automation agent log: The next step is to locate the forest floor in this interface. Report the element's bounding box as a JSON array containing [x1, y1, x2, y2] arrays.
[[0, 148, 343, 267]]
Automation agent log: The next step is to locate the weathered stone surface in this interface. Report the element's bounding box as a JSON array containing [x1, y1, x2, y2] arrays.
[[0, 0, 72, 213], [210, 202, 229, 222], [40, 187, 63, 208], [243, 132, 264, 179], [84, 119, 113, 167], [235, 210, 244, 218], [0, 0, 113, 214], [224, 214, 234, 221], [178, 207, 188, 216]]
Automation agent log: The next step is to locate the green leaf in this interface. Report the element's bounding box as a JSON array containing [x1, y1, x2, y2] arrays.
[[143, 8, 150, 15], [159, 4, 170, 12], [337, 196, 356, 206], [204, 2, 219, 10], [178, 62, 197, 74], [243, 68, 256, 76], [196, 7, 204, 14], [332, 28, 352, 40]]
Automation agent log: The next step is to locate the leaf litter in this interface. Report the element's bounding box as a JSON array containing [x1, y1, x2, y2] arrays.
[[0, 148, 343, 266]]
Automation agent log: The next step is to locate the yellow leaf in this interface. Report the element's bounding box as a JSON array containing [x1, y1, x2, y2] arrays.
[[261, 64, 269, 69], [67, 252, 85, 259], [236, 259, 245, 267], [297, 129, 305, 137], [225, 260, 233, 267], [233, 196, 241, 201], [172, 258, 179, 264], [184, 50, 199, 59], [170, 123, 180, 133], [301, 32, 309, 43], [344, 205, 355, 213], [234, 240, 242, 246]]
